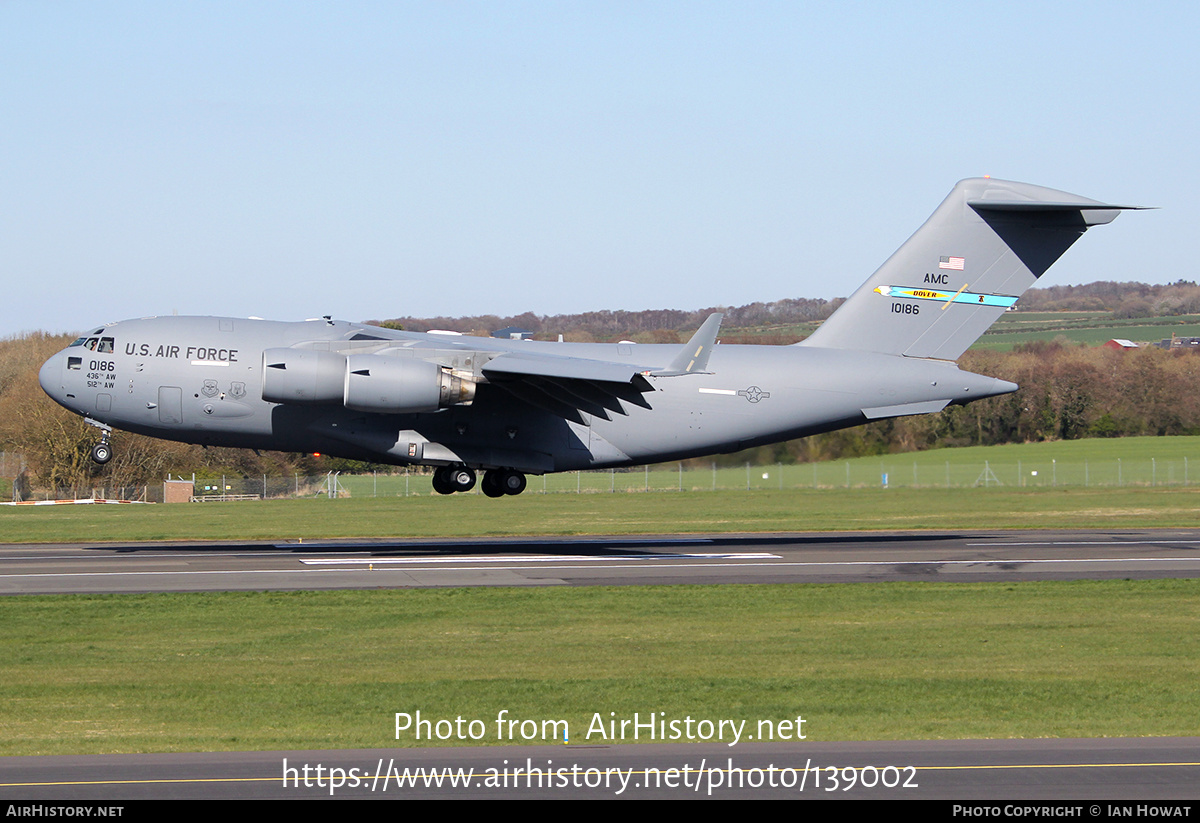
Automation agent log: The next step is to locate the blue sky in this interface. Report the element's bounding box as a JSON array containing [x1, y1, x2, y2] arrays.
[[2, 1, 1193, 335]]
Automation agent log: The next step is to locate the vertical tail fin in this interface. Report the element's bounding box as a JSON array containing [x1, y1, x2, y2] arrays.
[[800, 178, 1142, 360]]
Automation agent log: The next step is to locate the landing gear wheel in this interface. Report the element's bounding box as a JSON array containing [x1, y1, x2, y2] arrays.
[[431, 467, 455, 495], [91, 442, 112, 465], [499, 469, 527, 496], [481, 471, 505, 498], [432, 466, 476, 494], [449, 467, 476, 492]]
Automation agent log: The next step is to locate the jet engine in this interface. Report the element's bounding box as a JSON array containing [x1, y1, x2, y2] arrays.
[[343, 354, 475, 413], [261, 349, 345, 404], [261, 348, 475, 413]]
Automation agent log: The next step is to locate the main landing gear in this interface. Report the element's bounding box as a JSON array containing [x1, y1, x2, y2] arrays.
[[432, 466, 527, 497], [480, 469, 527, 498], [432, 466, 475, 495]]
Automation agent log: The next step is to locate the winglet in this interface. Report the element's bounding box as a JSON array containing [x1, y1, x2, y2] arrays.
[[654, 313, 723, 376]]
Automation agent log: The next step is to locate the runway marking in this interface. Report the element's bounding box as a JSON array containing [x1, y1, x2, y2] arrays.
[[0, 562, 776, 581], [0, 776, 272, 788], [0, 539, 720, 562], [300, 555, 1200, 570], [298, 552, 781, 565], [4, 538, 1196, 565], [273, 537, 718, 549], [4, 759, 1200, 790], [969, 540, 1200, 547], [4, 555, 1200, 584], [0, 551, 333, 561]]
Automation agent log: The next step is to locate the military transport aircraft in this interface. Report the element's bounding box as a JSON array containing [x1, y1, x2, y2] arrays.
[[40, 178, 1139, 497]]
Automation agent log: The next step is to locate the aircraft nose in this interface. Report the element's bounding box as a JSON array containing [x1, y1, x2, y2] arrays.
[[39, 351, 65, 400]]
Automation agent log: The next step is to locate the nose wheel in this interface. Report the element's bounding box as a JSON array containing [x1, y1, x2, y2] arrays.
[[85, 419, 113, 465], [91, 441, 112, 465]]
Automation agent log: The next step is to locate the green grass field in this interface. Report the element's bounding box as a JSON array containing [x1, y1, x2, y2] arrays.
[[6, 437, 1200, 756], [973, 312, 1200, 350], [327, 435, 1200, 497], [5, 486, 1200, 543], [6, 437, 1199, 544], [819, 436, 1200, 489], [3, 580, 1197, 755]]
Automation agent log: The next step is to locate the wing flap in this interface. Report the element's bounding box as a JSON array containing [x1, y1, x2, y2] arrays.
[[481, 349, 660, 421], [482, 350, 656, 383]]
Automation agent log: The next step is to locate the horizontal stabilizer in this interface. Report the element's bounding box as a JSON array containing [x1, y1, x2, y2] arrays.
[[967, 200, 1148, 225]]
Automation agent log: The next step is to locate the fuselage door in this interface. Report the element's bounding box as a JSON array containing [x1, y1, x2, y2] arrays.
[[158, 386, 183, 425]]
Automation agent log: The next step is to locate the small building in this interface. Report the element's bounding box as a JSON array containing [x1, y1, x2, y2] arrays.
[[1103, 338, 1139, 351], [163, 478, 195, 503], [1156, 336, 1200, 350], [492, 327, 533, 340]]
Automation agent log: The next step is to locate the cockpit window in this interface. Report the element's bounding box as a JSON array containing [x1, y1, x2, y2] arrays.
[[84, 338, 98, 350], [68, 338, 86, 347], [67, 357, 82, 370], [97, 337, 114, 353]]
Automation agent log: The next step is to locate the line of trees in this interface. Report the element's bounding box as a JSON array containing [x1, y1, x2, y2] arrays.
[[370, 281, 1200, 342], [1018, 280, 1200, 317], [367, 297, 843, 341]]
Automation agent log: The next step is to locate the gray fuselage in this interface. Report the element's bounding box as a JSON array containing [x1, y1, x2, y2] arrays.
[[38, 315, 1012, 473]]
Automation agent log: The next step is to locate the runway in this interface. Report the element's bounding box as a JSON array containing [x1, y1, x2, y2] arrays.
[[2, 528, 1200, 594], [3, 738, 1199, 799]]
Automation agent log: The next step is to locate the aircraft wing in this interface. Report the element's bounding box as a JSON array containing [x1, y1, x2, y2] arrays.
[[481, 350, 658, 383], [481, 350, 656, 424], [477, 313, 724, 423]]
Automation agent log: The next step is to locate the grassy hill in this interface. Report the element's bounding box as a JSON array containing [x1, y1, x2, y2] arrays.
[[972, 311, 1200, 350]]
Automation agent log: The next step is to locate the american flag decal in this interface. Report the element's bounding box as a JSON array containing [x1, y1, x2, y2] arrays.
[[939, 256, 965, 270]]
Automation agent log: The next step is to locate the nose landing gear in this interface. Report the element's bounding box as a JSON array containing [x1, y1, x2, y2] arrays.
[[90, 441, 112, 465], [85, 418, 112, 465]]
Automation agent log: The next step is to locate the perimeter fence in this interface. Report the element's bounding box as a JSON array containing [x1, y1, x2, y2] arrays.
[[9, 456, 1200, 503]]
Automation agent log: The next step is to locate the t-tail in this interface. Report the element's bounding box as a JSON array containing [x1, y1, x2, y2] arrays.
[[800, 178, 1144, 360]]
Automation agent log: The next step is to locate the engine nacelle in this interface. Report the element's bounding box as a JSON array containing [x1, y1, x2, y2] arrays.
[[343, 354, 476, 413], [261, 348, 346, 404], [263, 349, 476, 413]]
